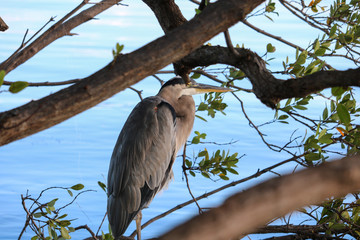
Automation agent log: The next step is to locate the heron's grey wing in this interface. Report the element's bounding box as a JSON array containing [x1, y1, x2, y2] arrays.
[[107, 96, 176, 237]]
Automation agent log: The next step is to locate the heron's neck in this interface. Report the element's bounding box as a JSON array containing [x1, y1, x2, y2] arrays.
[[171, 95, 195, 153]]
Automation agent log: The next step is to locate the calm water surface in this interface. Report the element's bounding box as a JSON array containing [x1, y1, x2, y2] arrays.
[[0, 1, 344, 239]]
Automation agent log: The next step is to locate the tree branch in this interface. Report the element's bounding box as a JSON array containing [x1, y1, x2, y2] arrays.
[[181, 46, 360, 108], [0, 0, 122, 73], [0, 0, 265, 146], [154, 155, 360, 240]]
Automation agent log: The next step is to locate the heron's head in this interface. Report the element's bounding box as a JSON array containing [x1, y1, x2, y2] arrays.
[[158, 76, 231, 99]]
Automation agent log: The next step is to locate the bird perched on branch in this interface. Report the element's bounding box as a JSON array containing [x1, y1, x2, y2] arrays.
[[107, 76, 231, 239]]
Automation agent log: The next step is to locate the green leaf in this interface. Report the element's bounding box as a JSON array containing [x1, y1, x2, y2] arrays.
[[197, 102, 208, 111], [219, 174, 229, 180], [34, 212, 45, 218], [0, 70, 5, 87], [58, 214, 68, 219], [296, 50, 308, 65], [332, 87, 347, 97], [293, 105, 308, 110], [266, 43, 276, 53], [315, 47, 326, 56], [227, 168, 239, 175], [305, 152, 321, 161], [185, 159, 192, 168], [59, 220, 71, 227], [9, 81, 28, 93], [98, 181, 107, 192], [190, 72, 201, 79], [195, 114, 207, 122], [337, 103, 351, 126], [60, 226, 71, 239], [201, 171, 211, 179], [116, 43, 124, 53], [198, 150, 208, 157], [67, 189, 73, 197], [313, 39, 320, 51], [322, 107, 328, 120], [70, 183, 84, 191], [191, 136, 200, 144], [319, 134, 333, 144], [48, 198, 58, 208], [329, 24, 337, 38], [278, 115, 289, 120]]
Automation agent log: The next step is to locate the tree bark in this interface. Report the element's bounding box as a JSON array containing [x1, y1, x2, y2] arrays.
[[181, 46, 360, 108], [0, 0, 265, 146], [154, 155, 360, 240]]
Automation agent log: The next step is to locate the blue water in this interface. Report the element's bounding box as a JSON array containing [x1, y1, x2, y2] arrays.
[[0, 1, 356, 239]]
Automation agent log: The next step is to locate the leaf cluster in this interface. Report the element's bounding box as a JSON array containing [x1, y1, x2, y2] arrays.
[[23, 184, 86, 240], [186, 131, 239, 181], [196, 92, 228, 120]]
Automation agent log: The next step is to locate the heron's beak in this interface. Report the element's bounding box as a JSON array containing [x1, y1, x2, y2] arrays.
[[187, 80, 232, 94]]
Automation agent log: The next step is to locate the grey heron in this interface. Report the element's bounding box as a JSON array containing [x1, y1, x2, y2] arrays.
[[107, 76, 231, 239]]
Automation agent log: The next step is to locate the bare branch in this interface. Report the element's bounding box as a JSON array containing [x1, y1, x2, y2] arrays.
[[74, 225, 98, 240], [182, 143, 203, 214], [155, 155, 360, 240], [0, 0, 123, 73], [134, 157, 297, 235]]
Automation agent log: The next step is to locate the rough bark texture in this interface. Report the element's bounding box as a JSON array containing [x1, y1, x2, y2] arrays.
[[0, 0, 265, 146], [143, 0, 187, 33], [181, 46, 360, 107], [142, 0, 191, 78], [154, 155, 360, 240]]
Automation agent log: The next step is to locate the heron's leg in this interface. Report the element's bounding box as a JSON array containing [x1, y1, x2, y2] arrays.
[[135, 211, 142, 240]]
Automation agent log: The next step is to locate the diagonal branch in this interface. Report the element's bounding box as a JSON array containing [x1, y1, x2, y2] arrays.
[[0, 0, 265, 146], [155, 155, 360, 240], [0, 0, 123, 73]]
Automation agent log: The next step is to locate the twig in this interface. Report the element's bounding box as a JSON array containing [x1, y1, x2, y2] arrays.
[[96, 212, 108, 237], [182, 143, 203, 214], [75, 225, 98, 240], [132, 156, 298, 235], [223, 30, 240, 57], [57, 189, 95, 212], [242, 19, 339, 68], [3, 79, 80, 86], [231, 92, 282, 152], [6, 17, 55, 62], [193, 69, 253, 93], [19, 194, 45, 240], [129, 87, 143, 100]]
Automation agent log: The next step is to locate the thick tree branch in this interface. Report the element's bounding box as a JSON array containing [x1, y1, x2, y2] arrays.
[[142, 0, 191, 78], [181, 46, 360, 108], [155, 155, 360, 240], [0, 0, 265, 146], [255, 224, 350, 237]]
